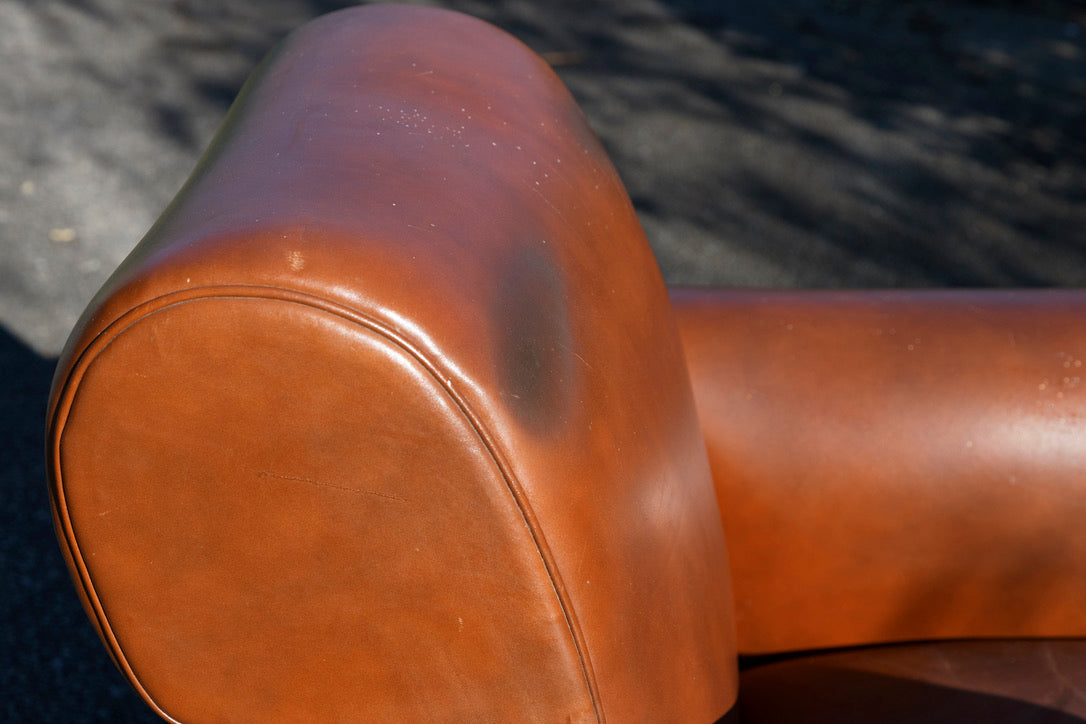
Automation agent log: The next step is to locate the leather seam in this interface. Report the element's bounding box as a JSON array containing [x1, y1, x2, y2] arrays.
[[49, 284, 602, 723]]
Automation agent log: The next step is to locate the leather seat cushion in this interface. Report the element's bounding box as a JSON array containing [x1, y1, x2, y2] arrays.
[[739, 639, 1086, 723]]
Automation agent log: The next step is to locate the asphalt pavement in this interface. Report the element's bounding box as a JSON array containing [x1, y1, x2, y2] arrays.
[[1, 0, 1084, 720]]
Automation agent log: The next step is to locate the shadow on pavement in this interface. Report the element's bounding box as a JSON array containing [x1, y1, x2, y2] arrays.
[[649, 0, 1086, 285], [16, 0, 1086, 293]]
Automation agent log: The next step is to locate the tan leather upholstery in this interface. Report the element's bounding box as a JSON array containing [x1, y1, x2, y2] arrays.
[[673, 289, 1086, 656], [47, 5, 1084, 723], [47, 6, 735, 722]]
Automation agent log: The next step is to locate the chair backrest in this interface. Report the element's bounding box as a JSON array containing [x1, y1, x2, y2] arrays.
[[48, 6, 737, 721]]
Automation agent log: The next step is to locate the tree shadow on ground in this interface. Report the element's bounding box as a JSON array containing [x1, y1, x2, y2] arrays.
[[590, 0, 1086, 285], [24, 0, 1086, 287]]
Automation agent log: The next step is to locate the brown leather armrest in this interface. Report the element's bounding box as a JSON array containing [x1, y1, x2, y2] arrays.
[[673, 287, 1086, 655], [47, 7, 736, 721]]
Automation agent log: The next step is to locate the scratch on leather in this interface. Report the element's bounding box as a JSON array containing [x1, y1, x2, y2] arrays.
[[257, 471, 406, 502]]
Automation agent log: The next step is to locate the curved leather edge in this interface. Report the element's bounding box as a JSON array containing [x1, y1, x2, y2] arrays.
[[49, 7, 738, 721], [51, 287, 597, 721]]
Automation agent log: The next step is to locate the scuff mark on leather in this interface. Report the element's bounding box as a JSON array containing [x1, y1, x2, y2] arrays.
[[493, 243, 575, 434]]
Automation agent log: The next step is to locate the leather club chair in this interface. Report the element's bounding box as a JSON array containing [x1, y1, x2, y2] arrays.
[[46, 5, 1086, 722]]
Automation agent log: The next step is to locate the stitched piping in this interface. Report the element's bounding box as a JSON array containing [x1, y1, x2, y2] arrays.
[[49, 284, 602, 722]]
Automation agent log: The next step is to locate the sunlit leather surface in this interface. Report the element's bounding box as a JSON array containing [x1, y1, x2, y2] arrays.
[[47, 5, 1083, 723], [674, 289, 1086, 656], [48, 5, 735, 722]]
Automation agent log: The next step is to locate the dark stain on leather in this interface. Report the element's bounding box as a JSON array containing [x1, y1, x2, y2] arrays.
[[494, 243, 575, 433]]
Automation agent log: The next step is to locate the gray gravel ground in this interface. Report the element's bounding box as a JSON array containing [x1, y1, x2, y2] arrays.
[[2, 0, 1084, 720]]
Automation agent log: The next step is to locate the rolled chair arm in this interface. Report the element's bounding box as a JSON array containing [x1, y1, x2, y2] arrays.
[[673, 287, 1086, 655], [47, 7, 737, 722]]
